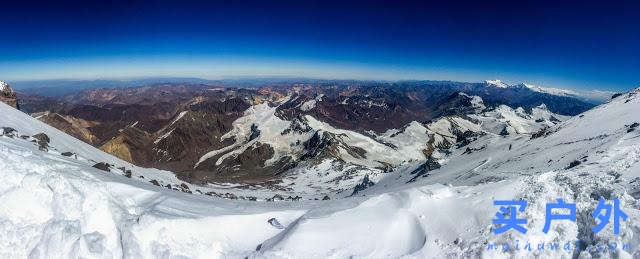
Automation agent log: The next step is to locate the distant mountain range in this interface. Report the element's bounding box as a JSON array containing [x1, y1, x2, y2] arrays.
[[484, 79, 615, 104], [10, 77, 218, 97], [11, 77, 617, 103]]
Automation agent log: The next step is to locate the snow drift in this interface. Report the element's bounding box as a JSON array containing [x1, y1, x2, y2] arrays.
[[1, 88, 640, 258]]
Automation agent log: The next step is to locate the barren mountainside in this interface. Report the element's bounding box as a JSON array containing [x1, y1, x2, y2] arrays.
[[15, 80, 602, 189]]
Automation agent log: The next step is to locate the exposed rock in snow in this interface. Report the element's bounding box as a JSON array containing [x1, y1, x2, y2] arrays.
[[351, 174, 375, 196], [0, 81, 11, 92], [435, 92, 486, 116], [299, 94, 323, 111], [0, 81, 18, 109], [92, 162, 111, 172]]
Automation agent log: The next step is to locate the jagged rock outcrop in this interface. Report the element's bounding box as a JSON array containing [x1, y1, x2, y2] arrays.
[[406, 156, 441, 183], [32, 133, 50, 151], [351, 174, 375, 196], [92, 162, 111, 172], [301, 130, 367, 163], [434, 92, 486, 117], [1, 127, 17, 138], [0, 81, 18, 109]]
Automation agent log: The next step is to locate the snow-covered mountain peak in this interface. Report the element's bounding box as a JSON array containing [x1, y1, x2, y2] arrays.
[[535, 103, 548, 110], [523, 82, 575, 96], [484, 79, 509, 88], [0, 81, 18, 109], [0, 81, 12, 93], [485, 80, 536, 90], [481, 79, 614, 103]]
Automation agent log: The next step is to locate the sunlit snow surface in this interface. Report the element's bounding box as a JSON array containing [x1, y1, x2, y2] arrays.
[[1, 89, 640, 258]]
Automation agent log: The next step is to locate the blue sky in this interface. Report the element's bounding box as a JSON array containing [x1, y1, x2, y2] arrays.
[[0, 1, 638, 91]]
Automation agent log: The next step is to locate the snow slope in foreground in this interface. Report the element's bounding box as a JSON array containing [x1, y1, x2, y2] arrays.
[[1, 89, 640, 258]]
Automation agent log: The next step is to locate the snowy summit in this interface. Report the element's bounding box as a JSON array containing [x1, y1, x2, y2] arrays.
[[485, 79, 509, 88], [0, 81, 12, 93], [484, 79, 615, 103]]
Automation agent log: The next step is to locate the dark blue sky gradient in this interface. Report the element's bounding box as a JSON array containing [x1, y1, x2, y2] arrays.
[[1, 1, 638, 90]]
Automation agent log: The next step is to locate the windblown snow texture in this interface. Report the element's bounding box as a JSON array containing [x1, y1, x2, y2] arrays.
[[0, 88, 639, 258]]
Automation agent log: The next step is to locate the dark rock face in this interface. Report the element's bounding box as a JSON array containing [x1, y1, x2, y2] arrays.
[[92, 162, 111, 172], [462, 145, 486, 155], [407, 156, 441, 183], [433, 92, 484, 117], [566, 160, 582, 169], [189, 142, 291, 183], [611, 93, 624, 99], [499, 126, 509, 136], [530, 127, 554, 140], [352, 175, 375, 196], [150, 98, 250, 173], [301, 130, 366, 163], [454, 129, 484, 148], [1, 127, 16, 138], [32, 133, 50, 151], [32, 133, 50, 144], [276, 89, 434, 134], [248, 123, 261, 141], [281, 116, 312, 135], [301, 131, 338, 160], [180, 183, 190, 192], [628, 122, 639, 133]]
